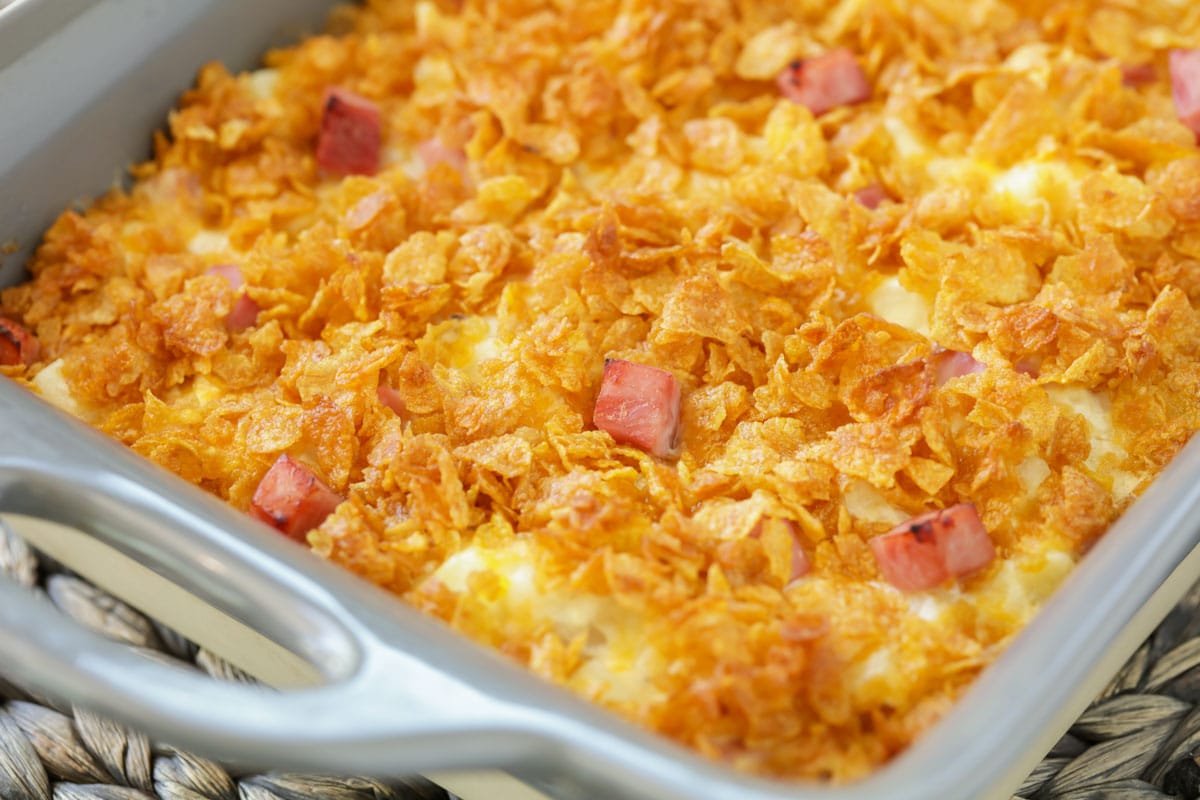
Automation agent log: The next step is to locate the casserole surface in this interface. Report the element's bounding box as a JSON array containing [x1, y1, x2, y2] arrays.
[[3, 0, 1200, 786]]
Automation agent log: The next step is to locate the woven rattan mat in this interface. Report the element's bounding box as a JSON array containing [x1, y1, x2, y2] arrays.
[[1, 521, 1198, 800]]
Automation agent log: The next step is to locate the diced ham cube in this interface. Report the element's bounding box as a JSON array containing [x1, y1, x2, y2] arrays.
[[789, 530, 811, 582], [1014, 358, 1041, 378], [207, 262, 245, 291], [870, 523, 949, 592], [316, 87, 382, 175], [870, 503, 995, 592], [225, 294, 260, 331], [751, 518, 811, 582], [777, 48, 871, 117], [250, 454, 343, 542], [933, 505, 996, 577], [930, 348, 986, 387], [377, 383, 406, 416], [854, 184, 888, 209], [417, 138, 469, 175], [593, 358, 681, 458], [1170, 48, 1200, 140], [0, 318, 39, 366], [1121, 63, 1156, 88], [206, 264, 259, 331]]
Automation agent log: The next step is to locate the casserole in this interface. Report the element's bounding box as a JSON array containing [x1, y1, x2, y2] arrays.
[[2, 0, 1200, 796]]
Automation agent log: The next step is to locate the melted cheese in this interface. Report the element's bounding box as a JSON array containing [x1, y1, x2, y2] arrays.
[[187, 229, 231, 256], [844, 479, 910, 525], [1045, 385, 1140, 496], [988, 160, 1081, 224], [435, 540, 537, 601], [31, 359, 85, 417], [1016, 455, 1051, 495], [431, 540, 663, 705], [248, 68, 279, 99], [884, 117, 929, 160], [907, 592, 952, 622], [186, 374, 224, 407], [868, 276, 931, 337], [888, 114, 1086, 227], [396, 147, 426, 176], [978, 548, 1075, 625], [436, 315, 503, 379]]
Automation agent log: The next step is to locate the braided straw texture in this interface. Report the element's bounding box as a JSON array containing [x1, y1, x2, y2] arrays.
[[1013, 576, 1200, 800], [3, 520, 1200, 800], [0, 521, 455, 800]]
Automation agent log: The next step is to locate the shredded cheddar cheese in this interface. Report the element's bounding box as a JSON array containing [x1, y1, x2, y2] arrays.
[[4, 0, 1200, 782]]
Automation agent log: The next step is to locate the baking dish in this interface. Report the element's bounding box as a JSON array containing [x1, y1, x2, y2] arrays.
[[2, 2, 1200, 799]]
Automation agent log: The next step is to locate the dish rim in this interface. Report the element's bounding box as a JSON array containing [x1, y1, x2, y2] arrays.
[[2, 3, 1199, 798]]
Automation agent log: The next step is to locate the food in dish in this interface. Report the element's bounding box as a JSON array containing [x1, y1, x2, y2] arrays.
[[4, 0, 1200, 782]]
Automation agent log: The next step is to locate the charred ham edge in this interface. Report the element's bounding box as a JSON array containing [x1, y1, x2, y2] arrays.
[[250, 454, 344, 542], [593, 358, 681, 458], [870, 503, 996, 592], [776, 48, 871, 117], [206, 264, 259, 331], [316, 87, 382, 176], [0, 318, 39, 366], [1171, 48, 1200, 140]]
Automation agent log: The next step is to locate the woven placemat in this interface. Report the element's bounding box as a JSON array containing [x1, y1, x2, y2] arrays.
[[1, 520, 1197, 800]]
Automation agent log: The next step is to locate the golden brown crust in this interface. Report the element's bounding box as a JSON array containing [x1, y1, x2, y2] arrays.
[[6, 0, 1200, 783]]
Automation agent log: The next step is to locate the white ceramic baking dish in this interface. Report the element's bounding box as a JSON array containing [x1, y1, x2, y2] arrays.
[[2, 3, 1199, 799]]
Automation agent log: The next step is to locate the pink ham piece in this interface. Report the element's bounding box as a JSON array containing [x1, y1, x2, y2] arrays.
[[854, 184, 888, 209], [1014, 358, 1041, 378], [377, 383, 406, 416], [593, 358, 681, 458], [417, 138, 468, 174], [870, 503, 996, 592], [785, 523, 811, 581], [206, 264, 259, 331], [250, 454, 344, 542], [1170, 48, 1200, 140], [1121, 63, 1156, 88], [776, 48, 871, 117], [750, 518, 811, 582], [870, 524, 947, 592], [225, 297, 259, 331], [207, 262, 245, 290], [931, 348, 986, 387], [935, 506, 997, 577], [0, 318, 39, 366], [316, 87, 382, 175]]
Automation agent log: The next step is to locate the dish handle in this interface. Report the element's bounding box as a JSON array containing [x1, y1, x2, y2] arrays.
[[0, 568, 548, 775], [0, 378, 749, 800], [0, 377, 551, 775]]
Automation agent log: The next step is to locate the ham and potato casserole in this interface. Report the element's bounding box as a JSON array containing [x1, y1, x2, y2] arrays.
[[4, 0, 1200, 782]]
